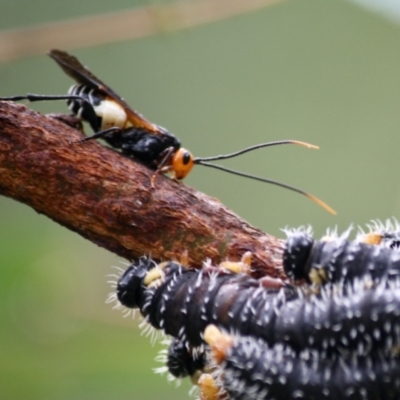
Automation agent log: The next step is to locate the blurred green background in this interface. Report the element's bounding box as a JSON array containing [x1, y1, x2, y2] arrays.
[[1, 0, 400, 399]]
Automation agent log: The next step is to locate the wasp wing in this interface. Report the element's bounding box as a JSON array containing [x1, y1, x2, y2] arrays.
[[48, 49, 161, 133]]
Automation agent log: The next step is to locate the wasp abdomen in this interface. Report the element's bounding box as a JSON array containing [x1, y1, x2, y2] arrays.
[[67, 84, 128, 131]]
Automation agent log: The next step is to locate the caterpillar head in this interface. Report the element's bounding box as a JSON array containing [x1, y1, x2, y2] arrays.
[[166, 338, 207, 382], [283, 231, 314, 281], [116, 257, 155, 308]]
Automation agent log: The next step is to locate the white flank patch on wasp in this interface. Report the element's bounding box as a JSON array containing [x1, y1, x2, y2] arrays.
[[93, 99, 128, 130]]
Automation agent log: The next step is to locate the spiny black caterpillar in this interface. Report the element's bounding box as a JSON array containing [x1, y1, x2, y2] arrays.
[[115, 256, 298, 348], [357, 218, 400, 249], [283, 222, 400, 285], [156, 337, 207, 382], [205, 325, 400, 400], [114, 257, 400, 358]]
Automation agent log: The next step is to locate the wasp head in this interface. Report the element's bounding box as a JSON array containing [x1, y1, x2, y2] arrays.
[[171, 148, 195, 180]]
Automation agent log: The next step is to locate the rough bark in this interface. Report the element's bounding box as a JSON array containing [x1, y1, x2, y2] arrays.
[[0, 101, 284, 278]]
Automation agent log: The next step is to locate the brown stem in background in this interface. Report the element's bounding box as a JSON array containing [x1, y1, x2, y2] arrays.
[[0, 0, 288, 63], [0, 101, 285, 278]]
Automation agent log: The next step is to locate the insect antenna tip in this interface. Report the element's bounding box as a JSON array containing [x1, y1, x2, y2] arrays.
[[306, 194, 337, 215]]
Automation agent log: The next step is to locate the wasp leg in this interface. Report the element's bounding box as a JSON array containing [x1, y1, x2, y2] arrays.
[[0, 94, 85, 103], [77, 127, 122, 143], [150, 147, 175, 187], [0, 93, 104, 133]]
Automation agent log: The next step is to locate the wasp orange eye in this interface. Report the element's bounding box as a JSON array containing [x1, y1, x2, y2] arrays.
[[172, 148, 194, 180]]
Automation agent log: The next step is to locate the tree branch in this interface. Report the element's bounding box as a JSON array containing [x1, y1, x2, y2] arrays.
[[0, 101, 284, 278]]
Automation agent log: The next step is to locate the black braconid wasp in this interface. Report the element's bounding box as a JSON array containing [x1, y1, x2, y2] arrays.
[[0, 50, 335, 214]]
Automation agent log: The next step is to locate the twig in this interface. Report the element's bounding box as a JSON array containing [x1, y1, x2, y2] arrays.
[[0, 101, 284, 278]]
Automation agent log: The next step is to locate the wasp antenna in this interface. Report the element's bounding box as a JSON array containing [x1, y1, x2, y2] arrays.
[[197, 161, 336, 215], [304, 194, 337, 215], [295, 141, 319, 150], [194, 140, 318, 163]]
